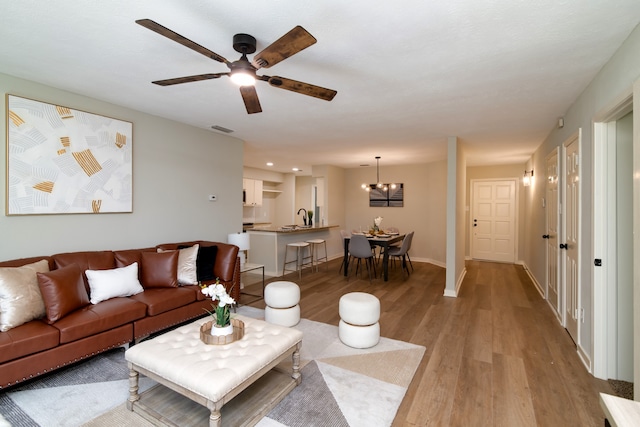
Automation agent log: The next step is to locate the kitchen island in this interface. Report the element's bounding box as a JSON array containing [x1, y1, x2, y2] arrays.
[[247, 225, 339, 277]]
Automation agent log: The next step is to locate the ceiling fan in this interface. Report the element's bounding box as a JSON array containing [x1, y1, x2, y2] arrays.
[[135, 19, 337, 114]]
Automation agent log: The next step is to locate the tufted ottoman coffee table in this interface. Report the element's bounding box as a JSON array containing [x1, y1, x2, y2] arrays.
[[125, 314, 303, 427]]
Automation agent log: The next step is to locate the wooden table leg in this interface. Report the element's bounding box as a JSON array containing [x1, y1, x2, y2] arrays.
[[209, 410, 221, 427], [291, 342, 302, 385], [126, 364, 139, 410], [343, 239, 349, 276], [382, 246, 390, 281]]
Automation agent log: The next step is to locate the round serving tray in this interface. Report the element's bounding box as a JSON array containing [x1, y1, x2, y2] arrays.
[[200, 318, 245, 345]]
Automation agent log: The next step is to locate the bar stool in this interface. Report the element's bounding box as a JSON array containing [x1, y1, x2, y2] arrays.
[[283, 242, 312, 279], [306, 238, 328, 272]]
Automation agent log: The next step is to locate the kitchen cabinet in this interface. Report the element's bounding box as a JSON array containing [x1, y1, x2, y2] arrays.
[[243, 178, 263, 206]]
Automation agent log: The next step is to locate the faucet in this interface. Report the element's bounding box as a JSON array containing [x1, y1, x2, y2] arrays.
[[297, 208, 307, 225]]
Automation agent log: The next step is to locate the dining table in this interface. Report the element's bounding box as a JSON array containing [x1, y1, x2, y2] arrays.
[[342, 233, 405, 281]]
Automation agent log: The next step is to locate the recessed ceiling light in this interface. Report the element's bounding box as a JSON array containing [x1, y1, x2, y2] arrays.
[[292, 167, 301, 172], [266, 162, 273, 166]]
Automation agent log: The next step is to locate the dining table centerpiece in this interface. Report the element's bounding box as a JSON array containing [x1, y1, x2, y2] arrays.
[[373, 216, 383, 233]]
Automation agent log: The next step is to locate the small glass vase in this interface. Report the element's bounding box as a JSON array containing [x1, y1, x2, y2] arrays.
[[210, 323, 233, 336]]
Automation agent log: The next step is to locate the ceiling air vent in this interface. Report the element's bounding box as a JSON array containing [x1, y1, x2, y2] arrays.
[[211, 125, 234, 133]]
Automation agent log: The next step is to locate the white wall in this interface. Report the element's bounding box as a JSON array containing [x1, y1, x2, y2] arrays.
[[525, 23, 640, 373], [0, 73, 244, 261], [344, 160, 447, 267]]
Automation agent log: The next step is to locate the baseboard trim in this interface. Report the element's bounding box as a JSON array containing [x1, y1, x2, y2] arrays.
[[577, 344, 592, 373], [444, 267, 467, 298], [521, 261, 545, 298]]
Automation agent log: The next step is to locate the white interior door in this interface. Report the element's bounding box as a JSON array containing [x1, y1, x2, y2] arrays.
[[545, 149, 561, 318], [471, 179, 516, 263], [562, 131, 581, 343]]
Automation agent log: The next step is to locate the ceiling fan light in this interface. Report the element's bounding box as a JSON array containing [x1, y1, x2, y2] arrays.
[[390, 183, 397, 189], [230, 71, 256, 86], [377, 182, 383, 188]]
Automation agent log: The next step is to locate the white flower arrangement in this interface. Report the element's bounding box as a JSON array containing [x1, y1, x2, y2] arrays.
[[201, 279, 236, 328], [373, 216, 383, 232]]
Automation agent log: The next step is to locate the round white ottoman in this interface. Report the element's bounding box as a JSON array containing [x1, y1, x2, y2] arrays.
[[338, 292, 381, 348], [264, 281, 300, 327]]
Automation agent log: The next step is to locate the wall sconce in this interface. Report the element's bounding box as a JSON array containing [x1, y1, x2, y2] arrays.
[[523, 170, 534, 187]]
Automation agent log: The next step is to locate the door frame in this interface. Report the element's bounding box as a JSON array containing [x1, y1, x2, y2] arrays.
[[469, 178, 519, 263], [592, 90, 633, 379]]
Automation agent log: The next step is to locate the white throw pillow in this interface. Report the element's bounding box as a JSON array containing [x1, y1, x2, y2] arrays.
[[0, 259, 50, 331], [158, 244, 199, 285], [85, 262, 144, 305]]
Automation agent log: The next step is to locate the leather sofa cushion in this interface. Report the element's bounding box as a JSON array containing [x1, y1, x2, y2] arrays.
[[0, 320, 59, 363], [113, 248, 156, 273], [52, 251, 115, 293], [131, 287, 195, 316], [52, 297, 147, 344], [37, 264, 90, 324], [183, 284, 207, 301], [141, 251, 178, 288], [157, 241, 238, 283]]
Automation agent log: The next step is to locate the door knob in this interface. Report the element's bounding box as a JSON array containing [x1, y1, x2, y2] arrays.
[[559, 243, 568, 249], [542, 235, 550, 239]]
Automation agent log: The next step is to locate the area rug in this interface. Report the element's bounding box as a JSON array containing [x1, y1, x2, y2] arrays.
[[0, 306, 425, 427]]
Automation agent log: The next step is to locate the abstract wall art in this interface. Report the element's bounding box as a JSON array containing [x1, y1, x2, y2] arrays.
[[368, 183, 404, 207], [6, 95, 133, 215]]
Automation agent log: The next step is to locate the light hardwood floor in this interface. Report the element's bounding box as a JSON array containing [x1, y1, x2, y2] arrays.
[[243, 258, 614, 426]]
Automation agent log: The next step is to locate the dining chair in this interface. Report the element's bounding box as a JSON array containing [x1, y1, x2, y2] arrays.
[[376, 227, 400, 264], [352, 229, 379, 262], [405, 231, 414, 272], [348, 234, 376, 282], [387, 231, 414, 275]]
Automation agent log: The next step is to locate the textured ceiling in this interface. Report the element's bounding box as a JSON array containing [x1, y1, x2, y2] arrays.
[[1, 1, 639, 174]]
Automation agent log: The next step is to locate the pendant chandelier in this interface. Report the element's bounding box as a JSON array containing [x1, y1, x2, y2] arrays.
[[361, 156, 396, 192]]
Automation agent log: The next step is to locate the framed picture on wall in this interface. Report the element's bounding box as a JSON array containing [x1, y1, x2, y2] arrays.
[[6, 94, 133, 215], [368, 183, 404, 207]]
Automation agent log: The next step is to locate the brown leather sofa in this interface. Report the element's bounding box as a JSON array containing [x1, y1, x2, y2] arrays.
[[0, 240, 239, 389]]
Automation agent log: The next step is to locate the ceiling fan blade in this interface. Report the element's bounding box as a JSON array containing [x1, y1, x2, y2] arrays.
[[252, 26, 316, 69], [152, 73, 228, 86], [265, 76, 337, 101], [136, 19, 230, 66], [240, 86, 262, 114]]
